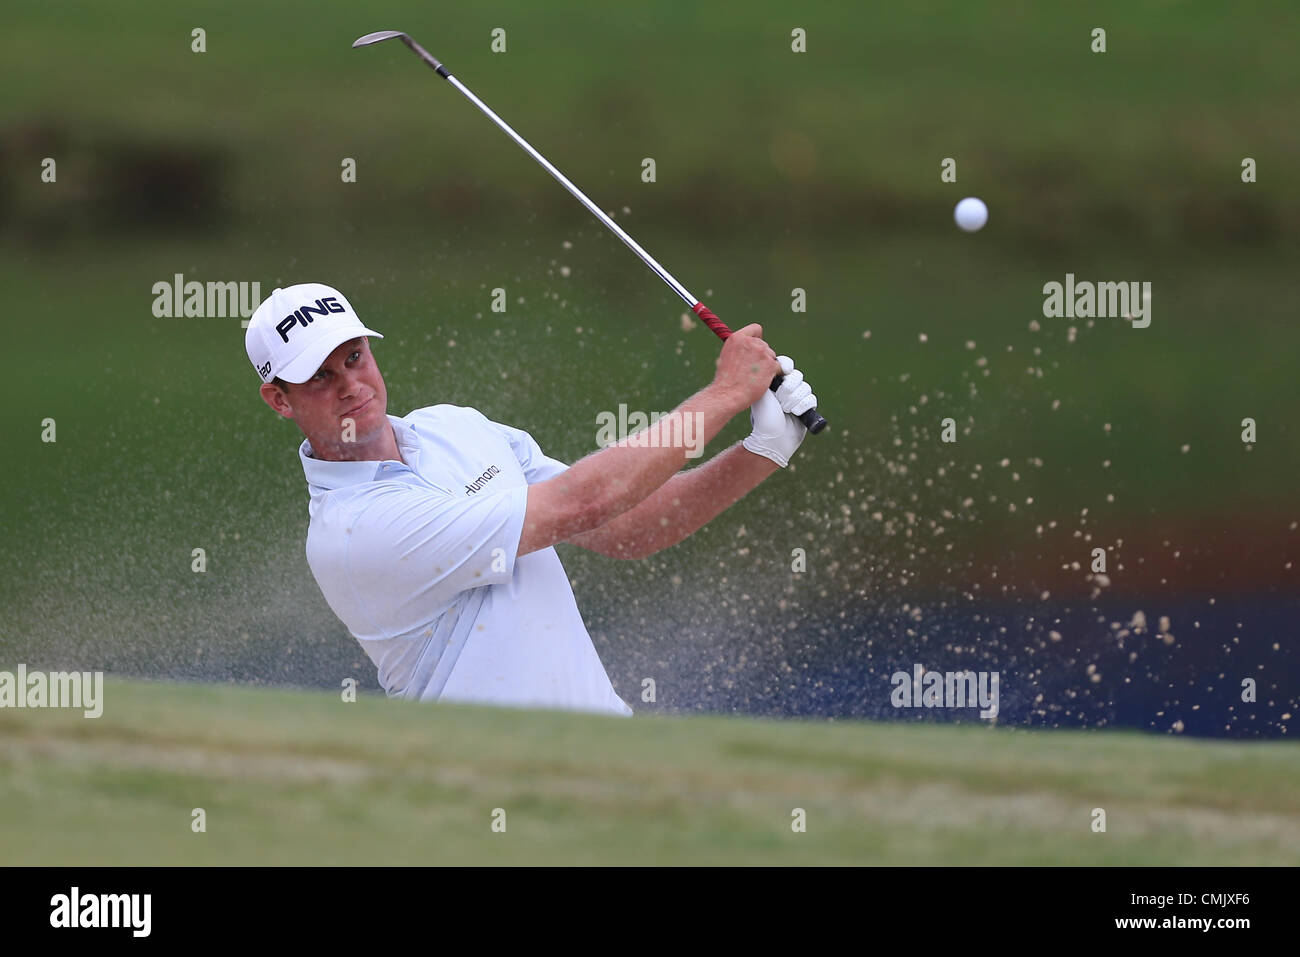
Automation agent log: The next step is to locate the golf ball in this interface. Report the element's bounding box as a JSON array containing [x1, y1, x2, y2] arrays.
[[954, 197, 988, 232]]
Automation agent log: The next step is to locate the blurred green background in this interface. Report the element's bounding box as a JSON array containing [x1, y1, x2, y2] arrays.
[[1, 1, 1296, 724]]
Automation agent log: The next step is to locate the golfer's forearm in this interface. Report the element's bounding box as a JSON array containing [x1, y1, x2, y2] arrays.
[[560, 384, 743, 527], [586, 441, 779, 558]]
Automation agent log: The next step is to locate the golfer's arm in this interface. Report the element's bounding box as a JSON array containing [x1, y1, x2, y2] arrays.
[[566, 442, 778, 559], [516, 384, 743, 557]]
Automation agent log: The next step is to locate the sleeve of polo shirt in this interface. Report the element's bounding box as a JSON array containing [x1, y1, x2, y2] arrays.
[[482, 414, 570, 485], [345, 483, 528, 615]]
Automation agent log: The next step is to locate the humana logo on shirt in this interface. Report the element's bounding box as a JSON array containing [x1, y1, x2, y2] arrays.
[[465, 464, 501, 495]]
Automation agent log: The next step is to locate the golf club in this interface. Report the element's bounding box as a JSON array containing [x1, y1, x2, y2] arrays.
[[352, 30, 828, 435]]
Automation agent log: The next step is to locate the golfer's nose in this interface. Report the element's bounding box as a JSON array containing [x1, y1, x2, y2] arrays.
[[338, 366, 364, 398]]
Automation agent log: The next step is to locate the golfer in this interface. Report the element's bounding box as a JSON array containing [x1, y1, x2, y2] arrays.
[[246, 283, 817, 717]]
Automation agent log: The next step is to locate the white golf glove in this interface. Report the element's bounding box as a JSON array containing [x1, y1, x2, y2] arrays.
[[741, 356, 817, 468]]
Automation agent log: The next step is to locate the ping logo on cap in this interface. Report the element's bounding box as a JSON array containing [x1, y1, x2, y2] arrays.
[[275, 297, 347, 343]]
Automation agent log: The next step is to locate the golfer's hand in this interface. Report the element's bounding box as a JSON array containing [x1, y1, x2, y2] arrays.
[[713, 324, 780, 411], [742, 356, 816, 467], [771, 357, 817, 417]]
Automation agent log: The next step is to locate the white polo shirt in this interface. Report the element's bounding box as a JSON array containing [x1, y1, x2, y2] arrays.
[[299, 405, 633, 718]]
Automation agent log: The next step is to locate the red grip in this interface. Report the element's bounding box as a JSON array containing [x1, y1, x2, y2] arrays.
[[692, 302, 733, 341], [693, 299, 827, 434]]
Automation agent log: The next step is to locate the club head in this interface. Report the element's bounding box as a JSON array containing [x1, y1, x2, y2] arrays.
[[352, 31, 407, 48], [352, 30, 445, 73]]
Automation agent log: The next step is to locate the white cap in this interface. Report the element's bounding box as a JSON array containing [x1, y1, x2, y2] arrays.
[[245, 283, 384, 384]]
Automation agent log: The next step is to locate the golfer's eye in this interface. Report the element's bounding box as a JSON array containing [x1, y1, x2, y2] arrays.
[[349, 351, 361, 362]]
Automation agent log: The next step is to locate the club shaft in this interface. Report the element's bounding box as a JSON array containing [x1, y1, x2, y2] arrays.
[[365, 34, 827, 432], [443, 75, 698, 309]]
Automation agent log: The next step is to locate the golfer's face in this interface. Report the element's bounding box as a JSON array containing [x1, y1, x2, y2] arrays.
[[295, 336, 387, 442]]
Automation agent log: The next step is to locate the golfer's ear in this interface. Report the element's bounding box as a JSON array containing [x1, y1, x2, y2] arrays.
[[259, 382, 293, 418]]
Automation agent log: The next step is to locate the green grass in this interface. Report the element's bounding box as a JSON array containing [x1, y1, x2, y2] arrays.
[[1, 677, 1297, 864], [2, 1, 1297, 238]]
